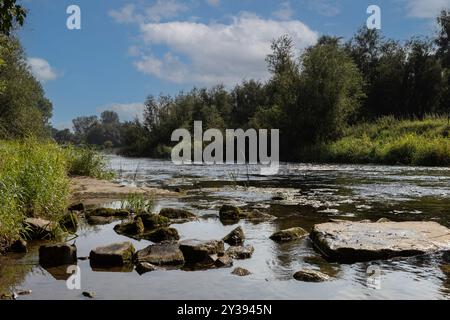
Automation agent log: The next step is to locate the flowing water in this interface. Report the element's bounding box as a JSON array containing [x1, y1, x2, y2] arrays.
[[1, 156, 450, 300]]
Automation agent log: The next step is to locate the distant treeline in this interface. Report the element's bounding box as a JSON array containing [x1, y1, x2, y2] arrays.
[[53, 10, 449, 162]]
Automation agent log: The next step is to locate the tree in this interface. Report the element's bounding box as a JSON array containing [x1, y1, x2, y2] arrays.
[[72, 116, 98, 138], [100, 110, 120, 125], [297, 37, 365, 143], [0, 0, 26, 36], [435, 10, 450, 119]]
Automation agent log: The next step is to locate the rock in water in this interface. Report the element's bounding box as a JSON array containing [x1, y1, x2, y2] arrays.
[[214, 254, 233, 268], [114, 217, 145, 237], [270, 227, 308, 242], [293, 269, 330, 282], [310, 220, 450, 263], [24, 218, 59, 239], [226, 245, 254, 259], [179, 240, 225, 266], [86, 208, 130, 218], [223, 226, 245, 245], [39, 243, 77, 267], [134, 242, 185, 266], [219, 205, 242, 223], [10, 238, 27, 253], [89, 242, 135, 267], [231, 267, 251, 276], [245, 210, 276, 223], [137, 213, 171, 229], [82, 291, 95, 299], [159, 208, 197, 223], [135, 261, 158, 275], [143, 227, 180, 243]]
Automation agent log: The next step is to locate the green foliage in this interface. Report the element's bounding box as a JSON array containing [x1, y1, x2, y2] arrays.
[[0, 139, 69, 242], [0, 0, 26, 36], [320, 116, 450, 166], [120, 193, 155, 214], [64, 146, 115, 179]]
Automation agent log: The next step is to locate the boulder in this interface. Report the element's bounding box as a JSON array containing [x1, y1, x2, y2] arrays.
[[270, 227, 308, 242], [231, 267, 251, 276], [135, 261, 158, 275], [219, 205, 242, 223], [114, 217, 145, 237], [179, 240, 225, 266], [293, 269, 330, 282], [24, 218, 59, 239], [10, 238, 27, 253], [134, 242, 185, 266], [39, 243, 77, 267], [137, 213, 171, 229], [310, 220, 450, 263], [143, 227, 180, 243], [226, 245, 254, 259], [68, 203, 85, 212], [223, 226, 245, 245], [159, 208, 197, 223], [89, 242, 135, 267], [214, 254, 233, 268], [87, 208, 130, 218]]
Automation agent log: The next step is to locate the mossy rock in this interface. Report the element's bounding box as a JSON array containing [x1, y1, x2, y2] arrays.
[[89, 242, 135, 267], [223, 226, 245, 245], [293, 269, 330, 282], [87, 208, 130, 218], [219, 205, 242, 223], [270, 227, 308, 242], [114, 217, 145, 237], [159, 208, 197, 222], [137, 213, 171, 229], [142, 227, 180, 243]]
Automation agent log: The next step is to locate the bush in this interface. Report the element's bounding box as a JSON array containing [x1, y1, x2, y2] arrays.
[[65, 146, 115, 179], [0, 140, 69, 242]]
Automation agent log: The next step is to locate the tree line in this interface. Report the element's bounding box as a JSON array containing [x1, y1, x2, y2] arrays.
[[60, 10, 449, 161]]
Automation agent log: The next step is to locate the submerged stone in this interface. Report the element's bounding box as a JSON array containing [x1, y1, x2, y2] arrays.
[[310, 220, 450, 263], [231, 267, 251, 276], [135, 261, 158, 275], [293, 269, 330, 282], [159, 208, 197, 223]]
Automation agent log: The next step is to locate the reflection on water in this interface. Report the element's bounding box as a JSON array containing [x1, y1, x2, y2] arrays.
[[1, 156, 450, 299]]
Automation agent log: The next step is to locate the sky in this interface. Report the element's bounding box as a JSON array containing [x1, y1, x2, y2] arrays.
[[17, 0, 450, 129]]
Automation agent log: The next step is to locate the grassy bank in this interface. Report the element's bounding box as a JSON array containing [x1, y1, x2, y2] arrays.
[[0, 140, 113, 247], [310, 116, 450, 166]]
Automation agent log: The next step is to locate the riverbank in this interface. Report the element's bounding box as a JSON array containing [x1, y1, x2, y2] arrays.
[[300, 116, 450, 166]]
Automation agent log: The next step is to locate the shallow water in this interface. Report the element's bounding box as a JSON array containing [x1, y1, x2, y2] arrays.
[[1, 156, 450, 300]]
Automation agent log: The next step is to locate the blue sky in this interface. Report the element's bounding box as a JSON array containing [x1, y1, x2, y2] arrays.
[[18, 0, 449, 129]]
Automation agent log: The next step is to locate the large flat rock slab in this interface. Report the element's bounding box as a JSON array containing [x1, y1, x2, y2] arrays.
[[310, 221, 450, 263]]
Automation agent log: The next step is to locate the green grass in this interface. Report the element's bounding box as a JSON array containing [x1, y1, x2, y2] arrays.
[[120, 193, 155, 214], [0, 140, 114, 246], [317, 116, 450, 166]]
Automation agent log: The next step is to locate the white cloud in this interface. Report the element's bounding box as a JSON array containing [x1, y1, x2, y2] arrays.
[[27, 57, 58, 83], [273, 1, 294, 21], [206, 0, 220, 7], [406, 0, 450, 18], [134, 13, 318, 86], [97, 103, 145, 122], [109, 0, 188, 24]]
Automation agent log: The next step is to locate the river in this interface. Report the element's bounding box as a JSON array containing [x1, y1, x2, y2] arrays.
[[1, 155, 450, 299]]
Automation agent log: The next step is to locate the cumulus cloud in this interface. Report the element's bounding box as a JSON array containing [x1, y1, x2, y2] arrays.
[[27, 57, 58, 83], [273, 1, 294, 20], [133, 13, 318, 86], [406, 0, 450, 18], [109, 0, 188, 24], [97, 103, 145, 122]]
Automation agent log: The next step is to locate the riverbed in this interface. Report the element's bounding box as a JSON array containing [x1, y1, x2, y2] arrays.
[[1, 156, 450, 299]]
